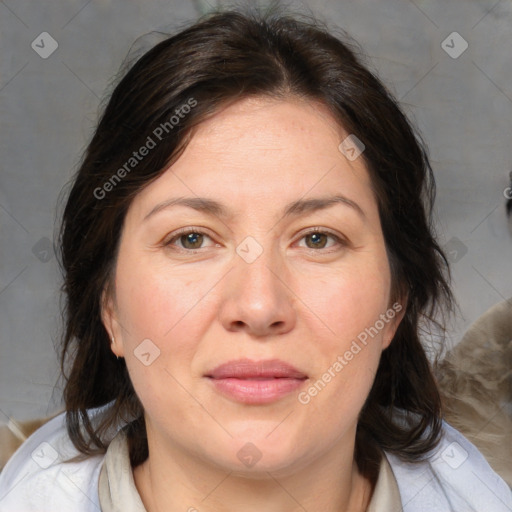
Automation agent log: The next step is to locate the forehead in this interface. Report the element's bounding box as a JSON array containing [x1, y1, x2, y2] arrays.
[[190, 95, 347, 155], [127, 96, 377, 224]]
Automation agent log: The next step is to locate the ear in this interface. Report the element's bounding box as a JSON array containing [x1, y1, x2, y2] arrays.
[[381, 299, 407, 350], [100, 282, 125, 358]]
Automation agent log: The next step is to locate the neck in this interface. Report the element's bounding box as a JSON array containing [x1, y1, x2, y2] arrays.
[[133, 427, 374, 512]]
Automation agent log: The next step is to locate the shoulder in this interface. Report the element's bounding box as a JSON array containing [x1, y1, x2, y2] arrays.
[[0, 407, 116, 512], [385, 420, 512, 512]]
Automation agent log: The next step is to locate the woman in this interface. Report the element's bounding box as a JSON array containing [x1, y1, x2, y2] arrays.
[[1, 8, 510, 511]]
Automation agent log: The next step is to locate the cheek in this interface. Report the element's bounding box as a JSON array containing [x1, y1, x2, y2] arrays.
[[303, 260, 392, 348], [295, 257, 391, 412], [114, 261, 212, 423], [114, 257, 212, 343]]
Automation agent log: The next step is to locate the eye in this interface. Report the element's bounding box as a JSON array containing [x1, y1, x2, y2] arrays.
[[296, 228, 346, 251], [163, 228, 217, 251], [162, 227, 346, 252]]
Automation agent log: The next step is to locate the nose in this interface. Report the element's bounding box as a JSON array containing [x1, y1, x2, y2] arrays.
[[218, 244, 297, 338]]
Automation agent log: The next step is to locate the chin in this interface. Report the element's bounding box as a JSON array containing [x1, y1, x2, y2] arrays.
[[227, 450, 310, 479], [208, 431, 315, 478]]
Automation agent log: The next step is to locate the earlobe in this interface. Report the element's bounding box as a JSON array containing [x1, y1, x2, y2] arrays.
[[100, 285, 125, 358], [110, 336, 121, 360], [382, 300, 407, 350]]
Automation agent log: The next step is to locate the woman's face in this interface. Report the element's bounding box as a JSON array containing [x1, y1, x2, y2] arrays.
[[103, 96, 404, 475]]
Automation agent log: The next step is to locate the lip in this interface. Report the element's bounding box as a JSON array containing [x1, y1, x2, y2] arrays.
[[206, 359, 308, 404]]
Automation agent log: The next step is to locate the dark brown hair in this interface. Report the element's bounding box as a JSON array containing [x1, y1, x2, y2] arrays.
[[57, 6, 453, 479]]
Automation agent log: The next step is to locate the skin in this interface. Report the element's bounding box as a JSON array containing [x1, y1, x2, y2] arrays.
[[102, 96, 405, 512]]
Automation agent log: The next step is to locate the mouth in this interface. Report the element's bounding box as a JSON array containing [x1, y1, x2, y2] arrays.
[[205, 359, 308, 404]]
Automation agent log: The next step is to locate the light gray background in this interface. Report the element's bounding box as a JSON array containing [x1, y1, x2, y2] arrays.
[[1, 0, 511, 422]]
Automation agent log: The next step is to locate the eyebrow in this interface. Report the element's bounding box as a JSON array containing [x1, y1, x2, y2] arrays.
[[143, 194, 365, 222]]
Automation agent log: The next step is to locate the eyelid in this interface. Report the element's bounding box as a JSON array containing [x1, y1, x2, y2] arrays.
[[294, 227, 348, 251], [162, 226, 348, 252], [163, 226, 217, 250]]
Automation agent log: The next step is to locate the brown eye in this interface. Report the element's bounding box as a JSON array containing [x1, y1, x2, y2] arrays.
[[297, 229, 345, 251], [304, 232, 329, 249], [164, 229, 216, 251], [179, 232, 204, 249]]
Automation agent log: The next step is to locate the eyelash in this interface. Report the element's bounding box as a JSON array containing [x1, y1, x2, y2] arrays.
[[163, 226, 347, 253]]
